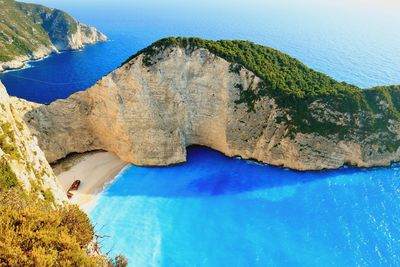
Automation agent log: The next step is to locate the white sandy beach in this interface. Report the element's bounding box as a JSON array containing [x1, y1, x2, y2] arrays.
[[55, 151, 128, 211]]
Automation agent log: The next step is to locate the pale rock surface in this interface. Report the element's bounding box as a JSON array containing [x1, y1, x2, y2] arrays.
[[0, 45, 56, 72], [0, 82, 66, 203], [19, 46, 400, 170], [53, 23, 108, 51]]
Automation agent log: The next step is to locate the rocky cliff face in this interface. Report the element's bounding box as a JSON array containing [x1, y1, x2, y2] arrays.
[[64, 23, 108, 51], [24, 4, 108, 52], [20, 42, 400, 171], [0, 81, 65, 203], [0, 0, 107, 72]]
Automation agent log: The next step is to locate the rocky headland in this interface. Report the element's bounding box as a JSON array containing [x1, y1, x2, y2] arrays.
[[0, 0, 107, 72], [15, 37, 400, 171]]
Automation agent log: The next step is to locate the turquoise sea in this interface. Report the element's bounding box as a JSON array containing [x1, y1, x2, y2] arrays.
[[1, 0, 400, 266], [91, 147, 400, 266]]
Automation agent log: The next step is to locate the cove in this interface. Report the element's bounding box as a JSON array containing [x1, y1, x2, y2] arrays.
[[90, 146, 400, 266]]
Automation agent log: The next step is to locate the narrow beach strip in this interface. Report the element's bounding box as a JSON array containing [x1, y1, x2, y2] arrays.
[[55, 151, 128, 212]]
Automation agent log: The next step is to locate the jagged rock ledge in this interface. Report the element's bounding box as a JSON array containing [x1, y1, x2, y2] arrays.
[[13, 37, 400, 171]]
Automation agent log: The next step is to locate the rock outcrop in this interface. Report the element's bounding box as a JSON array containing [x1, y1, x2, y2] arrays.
[[19, 38, 400, 171], [0, 0, 107, 72], [0, 81, 65, 203], [62, 23, 108, 50]]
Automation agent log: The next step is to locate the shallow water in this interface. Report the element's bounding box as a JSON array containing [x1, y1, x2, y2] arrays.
[[90, 147, 400, 266]]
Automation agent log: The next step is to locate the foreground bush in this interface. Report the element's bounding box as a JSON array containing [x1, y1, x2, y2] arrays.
[[0, 189, 127, 266]]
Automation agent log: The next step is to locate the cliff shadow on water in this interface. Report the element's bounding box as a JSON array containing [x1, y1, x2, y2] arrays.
[[100, 145, 390, 199]]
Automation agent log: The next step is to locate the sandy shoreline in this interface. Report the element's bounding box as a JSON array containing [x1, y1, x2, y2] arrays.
[[55, 151, 128, 212]]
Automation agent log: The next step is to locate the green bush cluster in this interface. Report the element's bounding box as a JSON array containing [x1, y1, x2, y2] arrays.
[[0, 122, 21, 160], [0, 189, 100, 266], [42, 188, 55, 203], [0, 159, 19, 191], [0, 187, 128, 266]]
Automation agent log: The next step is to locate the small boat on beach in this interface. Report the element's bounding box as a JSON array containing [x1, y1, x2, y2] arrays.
[[67, 180, 81, 199], [68, 180, 81, 192]]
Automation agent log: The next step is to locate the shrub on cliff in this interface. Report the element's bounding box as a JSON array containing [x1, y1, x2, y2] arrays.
[[0, 160, 19, 191], [0, 189, 102, 266], [0, 188, 128, 266]]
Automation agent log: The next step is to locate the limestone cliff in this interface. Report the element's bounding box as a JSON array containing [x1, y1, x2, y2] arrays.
[[0, 0, 107, 72], [63, 23, 108, 51], [20, 38, 400, 171], [0, 81, 65, 203]]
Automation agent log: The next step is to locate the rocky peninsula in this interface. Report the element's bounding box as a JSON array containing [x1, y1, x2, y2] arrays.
[[15, 37, 400, 171], [0, 0, 107, 72]]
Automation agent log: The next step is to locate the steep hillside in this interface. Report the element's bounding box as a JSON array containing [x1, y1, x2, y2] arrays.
[[21, 38, 400, 170], [0, 81, 65, 202], [0, 81, 127, 266], [0, 0, 107, 72]]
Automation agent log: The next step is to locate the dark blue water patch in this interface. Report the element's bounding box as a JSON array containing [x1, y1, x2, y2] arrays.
[[101, 146, 396, 198], [0, 33, 143, 103], [90, 147, 400, 266]]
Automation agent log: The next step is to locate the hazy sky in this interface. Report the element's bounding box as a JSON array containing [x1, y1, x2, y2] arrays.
[[26, 0, 400, 11], [25, 0, 400, 28]]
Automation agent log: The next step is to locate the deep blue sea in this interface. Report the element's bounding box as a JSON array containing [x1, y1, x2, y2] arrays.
[[1, 0, 400, 266]]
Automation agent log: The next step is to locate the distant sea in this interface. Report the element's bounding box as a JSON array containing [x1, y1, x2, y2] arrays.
[[2, 1, 400, 266], [0, 0, 399, 103]]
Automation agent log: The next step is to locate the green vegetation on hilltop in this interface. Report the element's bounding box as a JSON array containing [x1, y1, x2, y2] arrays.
[[0, 0, 51, 61], [16, 1, 78, 38], [126, 37, 400, 150], [0, 0, 78, 62], [127, 37, 359, 99]]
